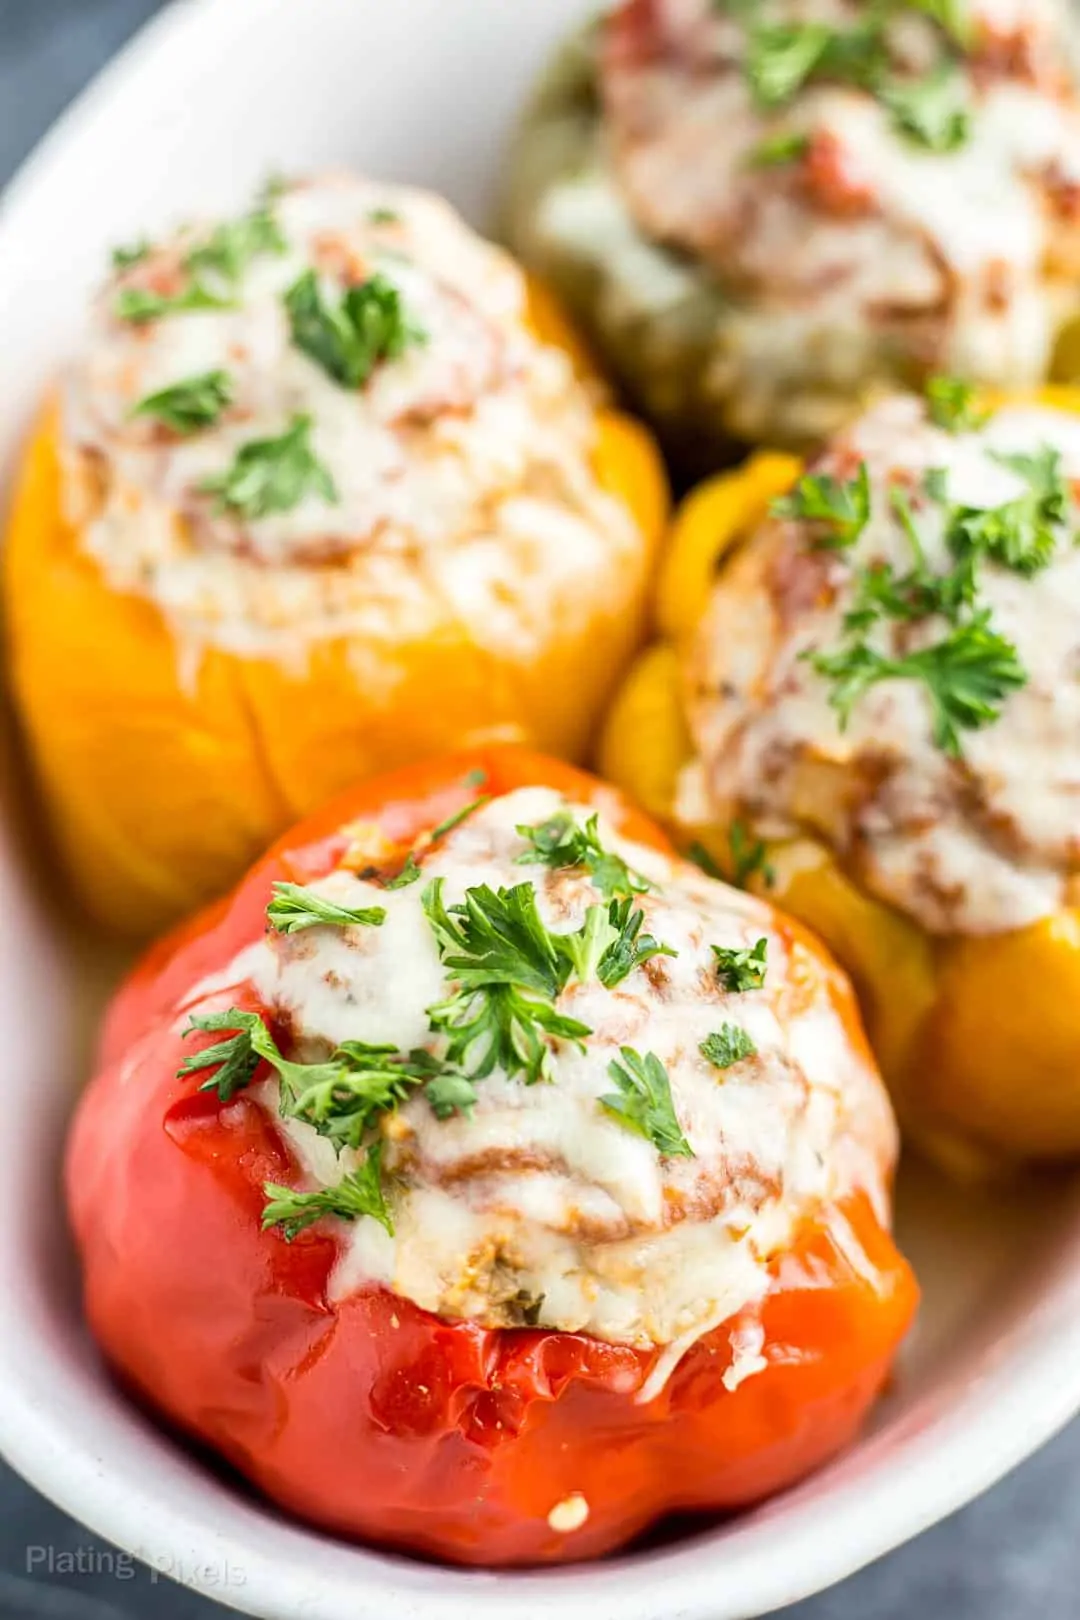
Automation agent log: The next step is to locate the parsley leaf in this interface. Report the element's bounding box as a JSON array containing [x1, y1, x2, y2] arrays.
[[739, 5, 972, 151], [263, 1141, 391, 1240], [185, 205, 286, 284], [115, 283, 235, 324], [384, 853, 422, 890], [926, 375, 988, 433], [749, 130, 810, 166], [746, 23, 832, 105], [424, 1070, 480, 1120], [178, 1008, 265, 1100], [773, 463, 871, 548], [811, 609, 1027, 755], [429, 796, 491, 842], [515, 810, 653, 901], [112, 239, 150, 271], [904, 0, 971, 48], [601, 1047, 693, 1158], [700, 1025, 758, 1070], [712, 937, 769, 992], [285, 269, 426, 389], [595, 897, 678, 989], [200, 414, 337, 519], [132, 369, 233, 434], [179, 1007, 467, 1148], [422, 878, 591, 1086], [881, 63, 969, 152], [727, 820, 776, 890], [266, 881, 387, 935], [945, 448, 1069, 579]]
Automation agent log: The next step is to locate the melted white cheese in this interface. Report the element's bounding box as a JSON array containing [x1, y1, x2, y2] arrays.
[[62, 174, 637, 661], [687, 395, 1080, 936], [187, 787, 898, 1359]]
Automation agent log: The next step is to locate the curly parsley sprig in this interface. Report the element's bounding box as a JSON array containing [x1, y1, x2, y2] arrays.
[[701, 1025, 758, 1071], [266, 881, 387, 935], [263, 1144, 391, 1240], [742, 3, 972, 152], [810, 609, 1027, 756], [712, 938, 769, 993], [200, 414, 337, 519], [285, 269, 426, 389], [601, 1047, 693, 1158], [773, 463, 871, 549], [515, 810, 654, 901], [178, 1008, 473, 1147]]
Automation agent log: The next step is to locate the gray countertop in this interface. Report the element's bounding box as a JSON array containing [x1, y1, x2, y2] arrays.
[[1, 4, 1078, 1616]]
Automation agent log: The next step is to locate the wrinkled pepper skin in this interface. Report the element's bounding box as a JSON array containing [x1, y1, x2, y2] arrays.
[[4, 290, 668, 939], [600, 394, 1080, 1167], [68, 747, 916, 1568]]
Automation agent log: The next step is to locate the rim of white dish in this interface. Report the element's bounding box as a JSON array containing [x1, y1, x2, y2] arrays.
[[3, 3, 1080, 1618]]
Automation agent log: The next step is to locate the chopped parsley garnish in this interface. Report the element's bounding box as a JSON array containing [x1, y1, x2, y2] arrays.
[[429, 796, 491, 842], [422, 878, 592, 1087], [750, 130, 810, 166], [946, 448, 1070, 578], [926, 376, 988, 434], [384, 853, 422, 890], [199, 414, 337, 519], [515, 810, 653, 901], [700, 1025, 758, 1070], [132, 369, 233, 435], [881, 62, 969, 152], [741, 3, 972, 152], [712, 937, 769, 993], [810, 609, 1027, 756], [594, 897, 678, 989], [115, 283, 235, 324], [687, 842, 724, 881], [112, 239, 150, 271], [727, 820, 776, 890], [773, 463, 871, 549], [114, 200, 285, 325], [177, 1008, 265, 1101], [263, 1143, 391, 1240], [285, 269, 426, 389], [266, 881, 387, 935], [687, 825, 774, 891], [601, 1047, 693, 1158], [800, 443, 1047, 753], [746, 22, 832, 106], [185, 205, 286, 285], [179, 1009, 464, 1146]]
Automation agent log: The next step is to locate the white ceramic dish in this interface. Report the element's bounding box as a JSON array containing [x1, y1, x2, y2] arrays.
[[3, 2, 1080, 1615]]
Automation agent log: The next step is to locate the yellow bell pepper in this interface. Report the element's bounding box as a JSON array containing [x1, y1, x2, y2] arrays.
[[4, 291, 669, 939], [600, 392, 1080, 1167]]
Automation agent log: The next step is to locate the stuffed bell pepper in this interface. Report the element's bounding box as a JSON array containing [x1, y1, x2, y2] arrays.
[[67, 747, 916, 1567], [4, 174, 667, 937], [603, 382, 1080, 1168], [505, 0, 1080, 461]]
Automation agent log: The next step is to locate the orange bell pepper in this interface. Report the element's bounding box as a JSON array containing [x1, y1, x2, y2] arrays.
[[4, 288, 668, 938]]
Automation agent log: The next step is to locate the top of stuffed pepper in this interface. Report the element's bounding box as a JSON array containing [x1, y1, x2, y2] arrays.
[[62, 172, 636, 656], [179, 783, 896, 1376], [520, 0, 1080, 449], [682, 387, 1080, 937]]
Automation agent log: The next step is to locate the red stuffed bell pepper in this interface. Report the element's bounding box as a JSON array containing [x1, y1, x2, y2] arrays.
[[68, 747, 917, 1567]]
